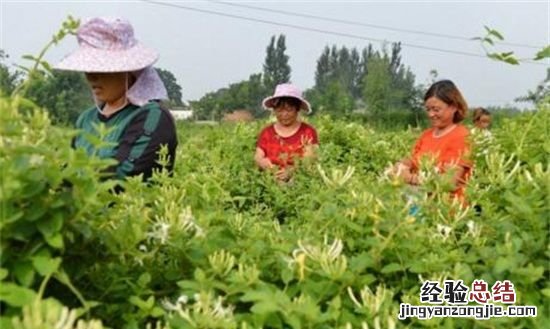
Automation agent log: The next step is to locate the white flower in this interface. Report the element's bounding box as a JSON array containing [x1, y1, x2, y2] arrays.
[[317, 164, 355, 187], [177, 295, 189, 305], [436, 224, 452, 241], [147, 222, 171, 245], [466, 220, 481, 238]]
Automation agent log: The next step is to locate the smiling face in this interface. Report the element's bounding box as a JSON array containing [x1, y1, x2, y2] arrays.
[[273, 97, 301, 127], [85, 72, 128, 104], [424, 96, 457, 130]]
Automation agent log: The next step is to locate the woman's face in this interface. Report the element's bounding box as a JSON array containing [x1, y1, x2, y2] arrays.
[[274, 99, 300, 127], [425, 96, 457, 130], [475, 115, 491, 129], [85, 72, 128, 104]]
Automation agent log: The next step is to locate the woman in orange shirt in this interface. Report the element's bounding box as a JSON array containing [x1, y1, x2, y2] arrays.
[[392, 80, 471, 200]]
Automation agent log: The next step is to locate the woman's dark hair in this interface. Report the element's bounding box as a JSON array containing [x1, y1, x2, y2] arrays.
[[472, 107, 491, 122], [424, 80, 468, 123], [273, 97, 302, 111]]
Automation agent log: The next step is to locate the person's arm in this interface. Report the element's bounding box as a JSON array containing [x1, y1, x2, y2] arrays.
[[301, 126, 319, 160], [440, 128, 471, 190], [113, 107, 178, 180], [302, 144, 318, 159], [449, 165, 467, 188], [254, 147, 274, 170], [395, 160, 420, 185]]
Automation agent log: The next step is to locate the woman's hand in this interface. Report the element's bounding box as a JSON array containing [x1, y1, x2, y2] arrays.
[[275, 167, 293, 182], [259, 158, 274, 170], [387, 160, 420, 185], [254, 147, 274, 170]]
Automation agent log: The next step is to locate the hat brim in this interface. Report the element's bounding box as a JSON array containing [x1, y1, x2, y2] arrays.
[[54, 43, 158, 72], [262, 96, 312, 114]]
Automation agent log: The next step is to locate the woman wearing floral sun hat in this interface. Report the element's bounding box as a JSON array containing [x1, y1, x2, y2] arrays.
[[255, 83, 319, 182], [54, 17, 177, 181]]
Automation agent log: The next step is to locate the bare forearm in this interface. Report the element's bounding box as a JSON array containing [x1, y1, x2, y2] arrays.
[[255, 155, 273, 170]]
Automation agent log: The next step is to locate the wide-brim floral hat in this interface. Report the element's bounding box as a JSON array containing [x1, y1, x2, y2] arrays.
[[262, 83, 312, 114], [54, 17, 158, 72]]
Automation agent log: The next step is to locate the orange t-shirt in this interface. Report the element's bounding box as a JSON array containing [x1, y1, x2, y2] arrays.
[[411, 124, 472, 199]]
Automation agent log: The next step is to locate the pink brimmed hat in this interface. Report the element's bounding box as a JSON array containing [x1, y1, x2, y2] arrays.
[[262, 83, 312, 114], [54, 17, 158, 72]]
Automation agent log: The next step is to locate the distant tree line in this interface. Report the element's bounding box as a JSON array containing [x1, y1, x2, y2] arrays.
[[191, 35, 291, 120], [2, 33, 547, 126], [190, 35, 423, 124]]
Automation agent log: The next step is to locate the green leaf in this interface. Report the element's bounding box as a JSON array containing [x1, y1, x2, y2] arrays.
[[0, 317, 13, 329], [251, 301, 279, 314], [326, 295, 341, 320], [488, 53, 502, 61], [285, 314, 301, 329], [381, 263, 402, 273], [483, 37, 494, 46], [137, 272, 151, 288], [0, 283, 36, 306], [37, 212, 63, 237], [14, 64, 31, 73], [534, 45, 550, 60], [129, 295, 152, 310], [241, 290, 272, 302], [493, 257, 512, 274], [193, 268, 206, 282], [0, 268, 8, 281], [21, 54, 37, 61], [280, 267, 293, 285], [32, 256, 61, 276], [14, 261, 35, 287], [349, 252, 375, 272], [176, 279, 200, 291], [503, 56, 520, 65], [487, 28, 504, 40], [45, 232, 64, 248], [40, 60, 52, 72], [150, 306, 165, 317]]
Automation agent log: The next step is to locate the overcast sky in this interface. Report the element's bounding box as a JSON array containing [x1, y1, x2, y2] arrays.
[[1, 0, 548, 109]]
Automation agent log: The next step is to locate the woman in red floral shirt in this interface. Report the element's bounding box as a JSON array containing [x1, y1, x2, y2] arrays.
[[255, 83, 319, 182]]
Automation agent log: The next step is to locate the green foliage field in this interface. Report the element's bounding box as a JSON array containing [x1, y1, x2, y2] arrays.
[[1, 93, 548, 328]]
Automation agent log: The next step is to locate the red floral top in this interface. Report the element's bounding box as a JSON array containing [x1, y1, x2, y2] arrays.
[[256, 122, 319, 168]]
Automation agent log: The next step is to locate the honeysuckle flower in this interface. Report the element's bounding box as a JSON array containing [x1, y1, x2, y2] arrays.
[[466, 220, 482, 238], [347, 285, 391, 315], [317, 164, 355, 187], [147, 222, 171, 245], [436, 224, 452, 241], [161, 299, 182, 312], [208, 250, 236, 277], [177, 295, 189, 305], [287, 237, 347, 279]]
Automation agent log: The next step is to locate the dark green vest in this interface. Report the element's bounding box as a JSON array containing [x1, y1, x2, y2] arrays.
[[74, 102, 163, 178]]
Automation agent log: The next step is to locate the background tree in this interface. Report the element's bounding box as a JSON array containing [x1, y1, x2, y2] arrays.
[[190, 73, 267, 120], [263, 34, 291, 92], [25, 70, 91, 124], [156, 67, 184, 107], [362, 55, 392, 114], [0, 50, 21, 95], [314, 46, 331, 92], [515, 68, 550, 106], [308, 42, 418, 120]]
